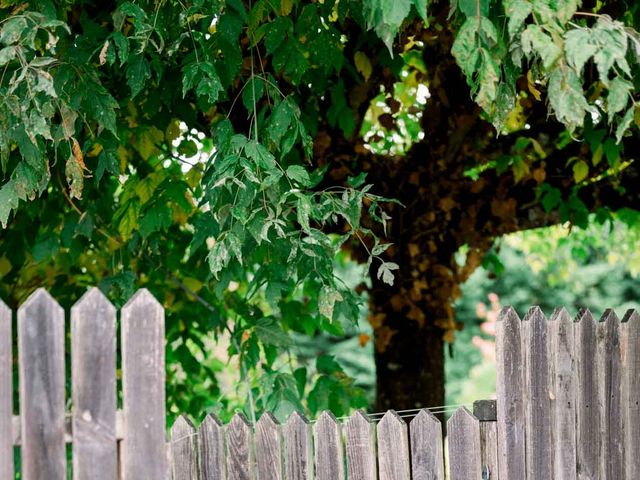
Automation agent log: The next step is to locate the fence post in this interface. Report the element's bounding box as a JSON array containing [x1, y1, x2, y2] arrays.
[[0, 300, 12, 480], [474, 400, 498, 480]]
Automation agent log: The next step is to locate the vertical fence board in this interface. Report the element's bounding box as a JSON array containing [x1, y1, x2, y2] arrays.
[[121, 289, 166, 479], [447, 408, 481, 480], [315, 411, 344, 480], [284, 411, 312, 480], [622, 309, 640, 478], [345, 410, 376, 480], [171, 416, 198, 480], [71, 288, 117, 480], [0, 301, 12, 480], [575, 309, 600, 479], [256, 413, 283, 480], [410, 409, 444, 480], [474, 401, 498, 480], [377, 411, 410, 480], [598, 310, 624, 480], [18, 289, 66, 480], [199, 414, 226, 480], [227, 413, 254, 480], [495, 307, 525, 479], [548, 308, 576, 480]]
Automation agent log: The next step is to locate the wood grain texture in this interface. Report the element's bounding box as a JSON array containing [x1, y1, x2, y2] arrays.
[[377, 410, 410, 480], [598, 310, 624, 480], [314, 410, 344, 480], [227, 413, 254, 480], [71, 288, 117, 480], [622, 309, 640, 479], [495, 307, 525, 480], [284, 411, 312, 480], [18, 289, 66, 480], [447, 408, 481, 480], [199, 414, 226, 480], [0, 300, 12, 480], [409, 409, 444, 480], [548, 308, 576, 480], [575, 309, 600, 480], [255, 413, 283, 480], [522, 306, 552, 479], [479, 421, 498, 480], [121, 289, 166, 480], [344, 410, 376, 480], [170, 415, 198, 480]]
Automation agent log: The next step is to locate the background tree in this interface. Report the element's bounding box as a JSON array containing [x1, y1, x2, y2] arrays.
[[1, 0, 639, 418]]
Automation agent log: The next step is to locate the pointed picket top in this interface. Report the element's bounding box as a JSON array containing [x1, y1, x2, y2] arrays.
[[256, 412, 283, 480], [172, 415, 196, 437], [171, 415, 198, 480], [550, 307, 571, 323], [411, 408, 441, 428], [345, 409, 372, 430], [575, 308, 596, 325], [448, 407, 477, 429], [72, 287, 115, 315], [523, 305, 545, 322], [122, 288, 162, 312], [227, 412, 254, 480], [229, 412, 252, 430], [199, 414, 225, 480], [600, 308, 620, 325], [200, 413, 224, 430], [19, 288, 63, 316], [410, 409, 444, 480], [378, 409, 406, 430], [286, 410, 310, 428], [316, 409, 340, 430], [377, 410, 410, 480], [345, 410, 375, 480], [257, 411, 280, 429], [314, 410, 344, 480], [447, 408, 481, 480], [284, 411, 312, 480], [622, 308, 640, 326], [499, 305, 521, 322]]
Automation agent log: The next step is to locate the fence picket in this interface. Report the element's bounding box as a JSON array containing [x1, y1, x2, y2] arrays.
[[344, 410, 376, 480], [575, 309, 600, 479], [71, 288, 117, 480], [18, 289, 66, 480], [622, 309, 640, 478], [315, 411, 344, 480], [409, 409, 444, 480], [496, 307, 525, 479], [283, 411, 312, 480], [447, 407, 481, 480], [170, 416, 198, 480], [256, 413, 283, 480], [598, 310, 624, 480], [199, 414, 226, 480], [121, 289, 166, 479], [377, 410, 410, 480], [0, 301, 12, 480], [227, 413, 254, 480]]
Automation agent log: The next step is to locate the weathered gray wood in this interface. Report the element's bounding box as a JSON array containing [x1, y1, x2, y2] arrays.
[[622, 309, 640, 479], [495, 307, 525, 479], [227, 413, 254, 480], [575, 309, 600, 479], [344, 410, 376, 480], [472, 400, 497, 422], [409, 409, 444, 480], [548, 308, 576, 480], [479, 421, 498, 480], [314, 410, 344, 480], [283, 411, 312, 480], [522, 306, 552, 479], [256, 413, 283, 480], [71, 288, 117, 480], [377, 410, 410, 480], [597, 310, 624, 479], [121, 289, 166, 480], [199, 414, 226, 480], [0, 301, 12, 480], [447, 408, 481, 480], [18, 289, 66, 480], [171, 415, 198, 480]]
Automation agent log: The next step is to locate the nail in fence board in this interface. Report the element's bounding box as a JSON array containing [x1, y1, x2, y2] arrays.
[[0, 301, 12, 480], [284, 412, 313, 480], [598, 310, 624, 480], [18, 289, 66, 480], [548, 308, 576, 480], [344, 410, 376, 480], [314, 411, 345, 480], [199, 414, 226, 480], [409, 409, 444, 480], [495, 307, 525, 479], [622, 310, 640, 478], [171, 416, 198, 480], [255, 413, 283, 480], [447, 408, 481, 480], [121, 289, 166, 479], [575, 309, 600, 479], [71, 288, 117, 480], [522, 307, 552, 479], [227, 413, 254, 480], [377, 410, 410, 480]]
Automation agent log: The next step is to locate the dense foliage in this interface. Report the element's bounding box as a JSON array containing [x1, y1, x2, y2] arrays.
[[1, 0, 639, 419]]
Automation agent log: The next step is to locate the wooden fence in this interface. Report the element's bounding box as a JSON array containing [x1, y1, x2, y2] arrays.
[[1, 289, 639, 479]]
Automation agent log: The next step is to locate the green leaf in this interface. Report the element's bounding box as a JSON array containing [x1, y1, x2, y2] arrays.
[[286, 165, 312, 186], [196, 63, 224, 104], [521, 25, 562, 70], [541, 186, 561, 212], [254, 318, 292, 346], [0, 17, 27, 45], [207, 240, 229, 279], [0, 46, 16, 66], [377, 261, 399, 286], [548, 68, 590, 132], [555, 0, 577, 24], [0, 180, 19, 227], [607, 77, 632, 121], [364, 0, 412, 53], [296, 195, 312, 232], [318, 285, 343, 320], [564, 29, 597, 74], [616, 106, 636, 143], [245, 140, 277, 170], [316, 354, 343, 374], [572, 160, 588, 183], [504, 0, 532, 36], [412, 0, 428, 21], [126, 54, 150, 98]]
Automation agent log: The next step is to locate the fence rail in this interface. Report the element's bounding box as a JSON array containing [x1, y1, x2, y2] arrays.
[[1, 289, 639, 479]]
